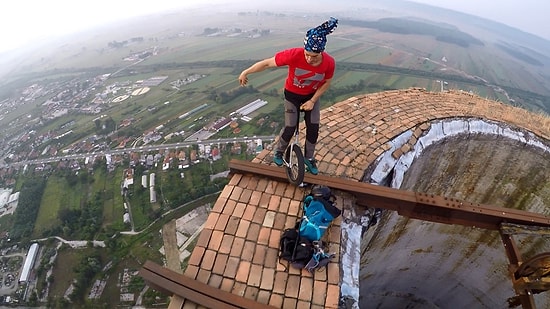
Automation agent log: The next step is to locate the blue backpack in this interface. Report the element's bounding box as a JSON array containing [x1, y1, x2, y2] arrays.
[[298, 186, 341, 242]]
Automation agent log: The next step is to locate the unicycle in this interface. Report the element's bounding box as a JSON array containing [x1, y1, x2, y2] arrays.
[[283, 113, 305, 186]]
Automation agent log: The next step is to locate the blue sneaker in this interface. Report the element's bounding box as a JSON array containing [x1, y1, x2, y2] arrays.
[[273, 151, 284, 166], [305, 158, 318, 175]]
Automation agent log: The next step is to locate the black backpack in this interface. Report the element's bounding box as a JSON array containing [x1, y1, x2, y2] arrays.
[[278, 226, 314, 270]]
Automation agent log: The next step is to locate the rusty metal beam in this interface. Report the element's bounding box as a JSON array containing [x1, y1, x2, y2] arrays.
[[139, 261, 279, 309], [500, 231, 536, 309], [228, 159, 550, 230], [501, 223, 550, 237]]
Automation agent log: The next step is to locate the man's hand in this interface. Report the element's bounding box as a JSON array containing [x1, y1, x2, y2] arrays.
[[238, 57, 277, 86], [300, 100, 315, 111], [238, 72, 248, 86]]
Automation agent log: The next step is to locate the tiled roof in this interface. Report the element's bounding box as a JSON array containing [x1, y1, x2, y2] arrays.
[[170, 88, 550, 308]]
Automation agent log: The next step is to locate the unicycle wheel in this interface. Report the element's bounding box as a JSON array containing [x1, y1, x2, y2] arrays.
[[285, 144, 305, 186]]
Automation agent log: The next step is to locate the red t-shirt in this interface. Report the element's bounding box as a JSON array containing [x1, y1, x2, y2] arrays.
[[274, 47, 335, 96]]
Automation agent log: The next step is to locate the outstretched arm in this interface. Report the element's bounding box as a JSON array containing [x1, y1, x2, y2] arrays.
[[239, 56, 277, 86]]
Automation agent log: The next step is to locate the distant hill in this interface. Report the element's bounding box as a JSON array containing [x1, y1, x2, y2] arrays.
[[341, 18, 485, 48]]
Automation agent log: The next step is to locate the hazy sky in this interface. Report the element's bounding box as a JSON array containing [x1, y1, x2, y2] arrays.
[[0, 0, 192, 52], [410, 0, 550, 40], [0, 0, 548, 53]]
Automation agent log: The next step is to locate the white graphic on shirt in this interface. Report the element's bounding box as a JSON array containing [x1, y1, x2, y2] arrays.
[[293, 68, 325, 89]]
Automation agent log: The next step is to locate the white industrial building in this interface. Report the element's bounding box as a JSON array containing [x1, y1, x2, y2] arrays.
[[149, 173, 156, 203], [19, 243, 39, 283], [141, 175, 147, 188], [0, 189, 11, 207]]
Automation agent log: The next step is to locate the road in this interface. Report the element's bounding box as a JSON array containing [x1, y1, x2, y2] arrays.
[[6, 135, 276, 168], [34, 236, 105, 248]]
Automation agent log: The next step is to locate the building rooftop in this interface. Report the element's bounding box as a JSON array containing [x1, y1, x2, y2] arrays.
[[164, 88, 550, 308]]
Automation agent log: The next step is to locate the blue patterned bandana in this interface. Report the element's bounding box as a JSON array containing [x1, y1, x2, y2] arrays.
[[304, 17, 338, 53]]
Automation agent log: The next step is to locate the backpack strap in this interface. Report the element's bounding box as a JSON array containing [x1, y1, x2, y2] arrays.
[[304, 241, 335, 273]]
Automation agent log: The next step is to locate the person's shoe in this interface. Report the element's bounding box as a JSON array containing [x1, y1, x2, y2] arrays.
[[305, 158, 318, 175], [273, 151, 284, 166]]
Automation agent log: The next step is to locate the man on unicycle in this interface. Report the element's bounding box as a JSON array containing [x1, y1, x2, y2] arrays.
[[238, 17, 338, 175]]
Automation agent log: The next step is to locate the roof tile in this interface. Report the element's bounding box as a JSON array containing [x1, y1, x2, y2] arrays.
[[196, 269, 210, 284], [220, 277, 234, 293], [297, 300, 312, 309], [208, 274, 223, 288], [255, 178, 269, 192], [218, 234, 234, 255], [257, 290, 272, 305], [268, 229, 281, 249], [278, 197, 290, 213], [203, 212, 219, 230], [264, 248, 279, 269], [235, 219, 250, 238], [252, 244, 267, 265], [314, 267, 327, 282], [241, 240, 255, 262], [297, 276, 313, 302], [224, 256, 240, 278], [201, 249, 216, 271], [219, 185, 234, 200], [227, 173, 242, 186], [312, 280, 327, 306], [221, 199, 237, 216], [229, 237, 245, 258], [264, 180, 277, 194], [325, 284, 340, 308], [211, 197, 227, 214], [235, 260, 251, 283], [273, 212, 287, 230], [327, 262, 339, 285], [287, 199, 301, 217], [225, 216, 240, 236], [257, 226, 271, 246], [184, 264, 199, 279], [283, 298, 297, 309], [240, 188, 253, 203], [246, 223, 260, 242], [273, 271, 288, 294], [248, 190, 262, 206], [212, 254, 228, 276], [244, 288, 259, 303], [242, 204, 256, 221], [214, 213, 230, 231], [230, 186, 244, 201], [232, 281, 247, 297], [252, 208, 267, 225], [248, 264, 263, 287], [232, 202, 246, 218], [269, 293, 284, 308], [207, 230, 224, 251], [262, 211, 276, 228], [188, 246, 205, 266], [268, 195, 282, 212], [260, 267, 275, 290]]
